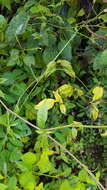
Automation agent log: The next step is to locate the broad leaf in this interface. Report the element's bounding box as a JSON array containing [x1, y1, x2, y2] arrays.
[[36, 101, 48, 129], [58, 84, 73, 97], [91, 105, 99, 121], [0, 0, 11, 10], [92, 86, 103, 102], [58, 40, 72, 61], [5, 11, 30, 41], [37, 151, 53, 173], [21, 152, 36, 165], [57, 60, 75, 78], [60, 180, 71, 190], [19, 171, 36, 190], [0, 183, 7, 190], [35, 99, 55, 110], [60, 103, 66, 115]]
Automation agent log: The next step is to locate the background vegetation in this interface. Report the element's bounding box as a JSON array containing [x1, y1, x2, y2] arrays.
[[1, 0, 107, 189]]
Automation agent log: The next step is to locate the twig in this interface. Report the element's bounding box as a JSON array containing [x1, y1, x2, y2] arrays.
[[86, 26, 107, 40], [47, 123, 107, 132]]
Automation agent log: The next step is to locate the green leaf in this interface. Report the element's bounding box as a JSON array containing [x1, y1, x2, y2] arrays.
[[23, 55, 35, 66], [99, 14, 107, 22], [30, 4, 51, 14], [58, 40, 72, 61], [7, 176, 17, 190], [60, 180, 71, 190], [71, 128, 77, 139], [77, 9, 85, 17], [25, 103, 36, 120], [19, 171, 37, 190], [0, 183, 7, 190], [13, 119, 32, 138], [7, 49, 20, 66], [5, 11, 30, 41], [43, 47, 58, 64], [21, 152, 37, 165], [0, 114, 8, 126], [37, 151, 53, 173], [78, 169, 89, 182], [36, 183, 44, 190], [44, 61, 56, 78], [0, 15, 7, 30], [0, 0, 11, 10], [93, 49, 107, 70], [0, 90, 5, 98]]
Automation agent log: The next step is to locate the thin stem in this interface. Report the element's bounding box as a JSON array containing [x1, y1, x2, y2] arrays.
[[47, 123, 107, 132], [53, 29, 78, 62]]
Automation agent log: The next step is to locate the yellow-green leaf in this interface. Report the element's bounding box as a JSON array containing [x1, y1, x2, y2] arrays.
[[0, 183, 7, 190], [60, 104, 66, 115], [0, 90, 5, 98], [19, 171, 37, 190], [35, 99, 55, 110], [91, 105, 99, 121], [53, 90, 63, 104], [36, 183, 44, 190], [58, 84, 73, 97], [101, 130, 107, 137], [57, 59, 75, 78], [0, 174, 4, 180], [77, 9, 85, 17], [60, 180, 71, 190], [37, 151, 53, 173], [21, 152, 37, 165], [92, 86, 103, 102]]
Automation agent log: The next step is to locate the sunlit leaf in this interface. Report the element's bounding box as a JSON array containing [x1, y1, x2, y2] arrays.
[[91, 105, 99, 121], [57, 59, 75, 78], [60, 180, 71, 190], [21, 152, 37, 165], [44, 61, 56, 78], [35, 99, 55, 110], [37, 151, 53, 173], [19, 171, 36, 190], [101, 130, 107, 137], [0, 183, 7, 190], [77, 9, 85, 17], [53, 90, 63, 104], [60, 103, 66, 115], [36, 183, 44, 190], [58, 84, 73, 97], [92, 86, 103, 102]]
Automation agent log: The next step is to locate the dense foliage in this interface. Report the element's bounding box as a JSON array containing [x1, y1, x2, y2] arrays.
[[1, 0, 107, 189]]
